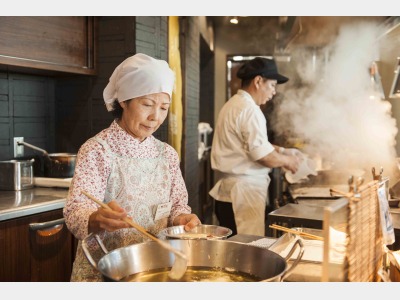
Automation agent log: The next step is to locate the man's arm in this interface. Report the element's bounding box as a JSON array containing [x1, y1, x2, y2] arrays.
[[257, 147, 301, 173]]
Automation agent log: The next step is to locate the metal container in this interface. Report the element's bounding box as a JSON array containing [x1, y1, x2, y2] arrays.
[[159, 224, 232, 240], [43, 153, 76, 178], [82, 234, 304, 282], [0, 159, 34, 190], [17, 141, 76, 178]]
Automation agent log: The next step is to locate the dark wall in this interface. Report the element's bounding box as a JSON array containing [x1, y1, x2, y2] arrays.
[[199, 34, 215, 132], [0, 73, 56, 160], [181, 17, 201, 215]]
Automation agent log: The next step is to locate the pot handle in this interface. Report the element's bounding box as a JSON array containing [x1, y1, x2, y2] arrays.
[[17, 141, 49, 156], [281, 238, 305, 281], [82, 233, 109, 270]]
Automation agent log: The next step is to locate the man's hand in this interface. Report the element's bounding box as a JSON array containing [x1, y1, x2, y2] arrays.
[[283, 147, 305, 159]]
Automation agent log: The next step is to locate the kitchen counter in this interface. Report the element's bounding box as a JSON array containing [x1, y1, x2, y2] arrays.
[[0, 187, 69, 221], [268, 198, 400, 250]]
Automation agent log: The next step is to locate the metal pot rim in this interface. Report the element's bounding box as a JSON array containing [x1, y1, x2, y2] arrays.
[[82, 235, 304, 282], [48, 153, 77, 157]]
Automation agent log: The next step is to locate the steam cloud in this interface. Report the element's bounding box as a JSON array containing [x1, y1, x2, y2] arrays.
[[271, 21, 398, 179]]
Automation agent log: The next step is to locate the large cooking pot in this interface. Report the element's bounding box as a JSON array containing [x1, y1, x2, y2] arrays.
[[82, 233, 304, 282], [18, 141, 76, 178]]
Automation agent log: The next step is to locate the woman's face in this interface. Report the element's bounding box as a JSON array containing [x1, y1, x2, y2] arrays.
[[118, 92, 170, 141]]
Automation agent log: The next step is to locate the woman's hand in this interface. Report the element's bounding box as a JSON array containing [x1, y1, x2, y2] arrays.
[[88, 200, 130, 234], [173, 213, 201, 231]]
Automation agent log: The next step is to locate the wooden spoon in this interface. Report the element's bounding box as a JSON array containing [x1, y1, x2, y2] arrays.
[[81, 190, 187, 280]]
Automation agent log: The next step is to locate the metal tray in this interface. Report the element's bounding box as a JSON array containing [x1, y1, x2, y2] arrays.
[[269, 227, 324, 263], [288, 184, 349, 199], [267, 227, 325, 281], [158, 224, 232, 240]]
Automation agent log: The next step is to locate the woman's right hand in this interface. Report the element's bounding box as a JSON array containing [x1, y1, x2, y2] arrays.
[[88, 200, 130, 233]]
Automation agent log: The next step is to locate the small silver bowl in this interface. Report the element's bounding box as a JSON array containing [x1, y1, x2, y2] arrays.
[[159, 224, 233, 240]]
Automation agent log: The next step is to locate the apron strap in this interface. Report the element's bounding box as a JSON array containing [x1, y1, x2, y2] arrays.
[[91, 137, 114, 155]]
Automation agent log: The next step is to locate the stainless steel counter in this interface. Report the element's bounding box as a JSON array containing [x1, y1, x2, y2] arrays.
[[268, 198, 400, 250], [268, 201, 327, 230], [0, 187, 69, 221], [228, 234, 266, 243]]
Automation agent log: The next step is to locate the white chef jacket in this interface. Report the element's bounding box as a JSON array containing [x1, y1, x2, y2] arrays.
[[209, 89, 275, 235]]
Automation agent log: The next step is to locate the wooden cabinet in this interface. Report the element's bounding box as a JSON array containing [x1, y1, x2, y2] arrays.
[[0, 209, 77, 282], [0, 17, 96, 75]]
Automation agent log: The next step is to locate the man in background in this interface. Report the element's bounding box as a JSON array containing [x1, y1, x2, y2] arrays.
[[210, 57, 303, 236]]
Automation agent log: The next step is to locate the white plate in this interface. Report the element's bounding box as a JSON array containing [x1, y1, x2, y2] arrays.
[[34, 177, 72, 188]]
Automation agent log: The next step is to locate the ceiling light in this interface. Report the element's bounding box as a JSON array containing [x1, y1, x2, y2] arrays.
[[232, 56, 244, 61], [230, 17, 239, 25]]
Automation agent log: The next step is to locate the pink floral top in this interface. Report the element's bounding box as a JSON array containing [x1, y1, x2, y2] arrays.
[[63, 120, 191, 241]]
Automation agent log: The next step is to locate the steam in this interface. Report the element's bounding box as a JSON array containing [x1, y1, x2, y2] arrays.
[[272, 21, 398, 179]]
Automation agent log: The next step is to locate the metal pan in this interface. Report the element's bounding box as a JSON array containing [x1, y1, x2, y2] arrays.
[[82, 233, 304, 282], [17, 141, 76, 178]]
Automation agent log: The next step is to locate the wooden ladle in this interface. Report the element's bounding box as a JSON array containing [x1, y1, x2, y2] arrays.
[[81, 190, 188, 280]]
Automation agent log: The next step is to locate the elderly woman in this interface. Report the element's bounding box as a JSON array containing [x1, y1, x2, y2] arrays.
[[63, 53, 201, 281]]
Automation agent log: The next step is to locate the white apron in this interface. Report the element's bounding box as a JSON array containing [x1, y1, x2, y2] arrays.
[[210, 173, 270, 236], [70, 137, 171, 281]]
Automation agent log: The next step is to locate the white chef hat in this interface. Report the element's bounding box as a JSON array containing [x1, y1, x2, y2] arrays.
[[103, 53, 175, 111]]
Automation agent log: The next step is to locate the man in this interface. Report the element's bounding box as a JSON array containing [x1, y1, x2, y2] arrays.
[[209, 57, 302, 236]]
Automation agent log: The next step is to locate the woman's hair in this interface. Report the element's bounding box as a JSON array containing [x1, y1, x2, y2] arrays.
[[110, 99, 132, 119]]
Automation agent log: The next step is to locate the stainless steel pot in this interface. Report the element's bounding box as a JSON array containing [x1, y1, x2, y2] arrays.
[[17, 141, 76, 178], [43, 153, 76, 178], [82, 233, 304, 282]]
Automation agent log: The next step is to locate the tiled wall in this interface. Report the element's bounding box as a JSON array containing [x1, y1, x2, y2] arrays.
[[182, 17, 200, 214], [0, 73, 56, 160]]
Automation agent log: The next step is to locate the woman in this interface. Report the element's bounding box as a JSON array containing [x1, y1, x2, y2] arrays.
[[63, 53, 201, 281]]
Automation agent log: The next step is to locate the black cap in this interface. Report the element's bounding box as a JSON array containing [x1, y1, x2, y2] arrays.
[[236, 57, 289, 84]]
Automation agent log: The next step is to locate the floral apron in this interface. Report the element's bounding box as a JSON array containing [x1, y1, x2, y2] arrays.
[[70, 137, 171, 281]]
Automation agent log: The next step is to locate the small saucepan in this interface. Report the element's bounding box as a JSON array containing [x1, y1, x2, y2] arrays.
[[17, 141, 76, 178]]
